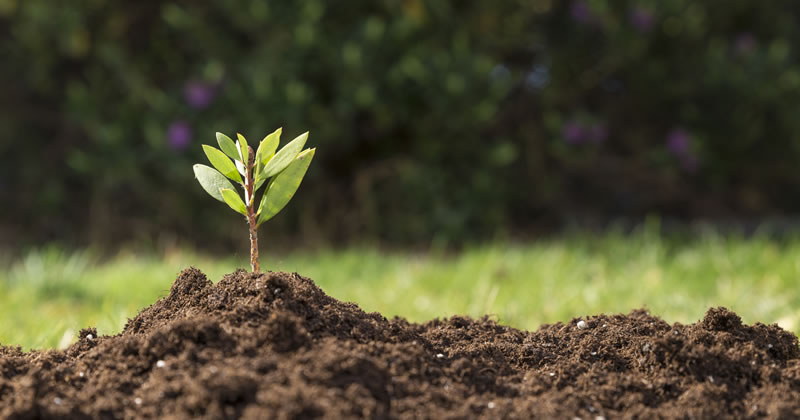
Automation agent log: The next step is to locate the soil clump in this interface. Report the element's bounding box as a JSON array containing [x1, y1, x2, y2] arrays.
[[1, 268, 799, 419]]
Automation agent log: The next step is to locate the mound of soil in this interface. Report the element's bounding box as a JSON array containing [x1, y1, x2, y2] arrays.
[[1, 269, 800, 419]]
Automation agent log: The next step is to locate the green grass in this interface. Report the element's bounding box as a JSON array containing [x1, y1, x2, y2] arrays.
[[3, 229, 800, 349]]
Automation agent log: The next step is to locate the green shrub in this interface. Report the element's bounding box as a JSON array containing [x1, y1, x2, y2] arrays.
[[1, 0, 799, 248]]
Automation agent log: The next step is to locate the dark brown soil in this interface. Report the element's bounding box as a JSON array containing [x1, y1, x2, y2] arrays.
[[2, 269, 800, 419]]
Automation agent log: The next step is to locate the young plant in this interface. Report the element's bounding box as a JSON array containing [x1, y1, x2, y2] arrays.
[[193, 128, 315, 272]]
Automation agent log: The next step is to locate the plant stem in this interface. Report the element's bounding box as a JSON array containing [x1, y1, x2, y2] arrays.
[[248, 206, 259, 272], [245, 146, 259, 272]]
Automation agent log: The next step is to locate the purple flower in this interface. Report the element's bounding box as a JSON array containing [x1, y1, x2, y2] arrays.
[[629, 7, 655, 32], [734, 33, 757, 55], [587, 123, 608, 143], [570, 0, 592, 23], [666, 128, 690, 156], [666, 128, 699, 172], [183, 81, 216, 110], [167, 120, 192, 151], [562, 121, 585, 144]]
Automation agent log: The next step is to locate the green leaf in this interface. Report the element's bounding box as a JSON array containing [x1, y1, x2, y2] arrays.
[[202, 145, 243, 184], [193, 164, 236, 202], [257, 148, 315, 226], [254, 166, 270, 192], [236, 133, 249, 163], [216, 132, 240, 160], [262, 131, 308, 178], [220, 188, 248, 216], [257, 128, 282, 166], [253, 128, 282, 188]]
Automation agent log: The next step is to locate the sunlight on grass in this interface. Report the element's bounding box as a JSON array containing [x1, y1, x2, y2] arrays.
[[2, 230, 800, 349]]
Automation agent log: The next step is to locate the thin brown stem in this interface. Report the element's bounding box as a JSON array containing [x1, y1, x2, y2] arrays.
[[248, 207, 259, 272], [245, 146, 259, 272]]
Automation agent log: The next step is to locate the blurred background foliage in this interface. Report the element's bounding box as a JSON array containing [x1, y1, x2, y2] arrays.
[[2, 0, 800, 251]]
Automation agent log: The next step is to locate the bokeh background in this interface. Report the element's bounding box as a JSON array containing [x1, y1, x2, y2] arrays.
[[3, 0, 800, 348]]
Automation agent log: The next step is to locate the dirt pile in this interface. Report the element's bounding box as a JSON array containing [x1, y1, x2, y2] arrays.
[[1, 268, 800, 419]]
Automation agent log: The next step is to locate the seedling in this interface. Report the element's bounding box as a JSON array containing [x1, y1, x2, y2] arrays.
[[193, 128, 315, 272]]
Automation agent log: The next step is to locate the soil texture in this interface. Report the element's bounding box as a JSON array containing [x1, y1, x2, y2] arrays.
[[1, 268, 800, 419]]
